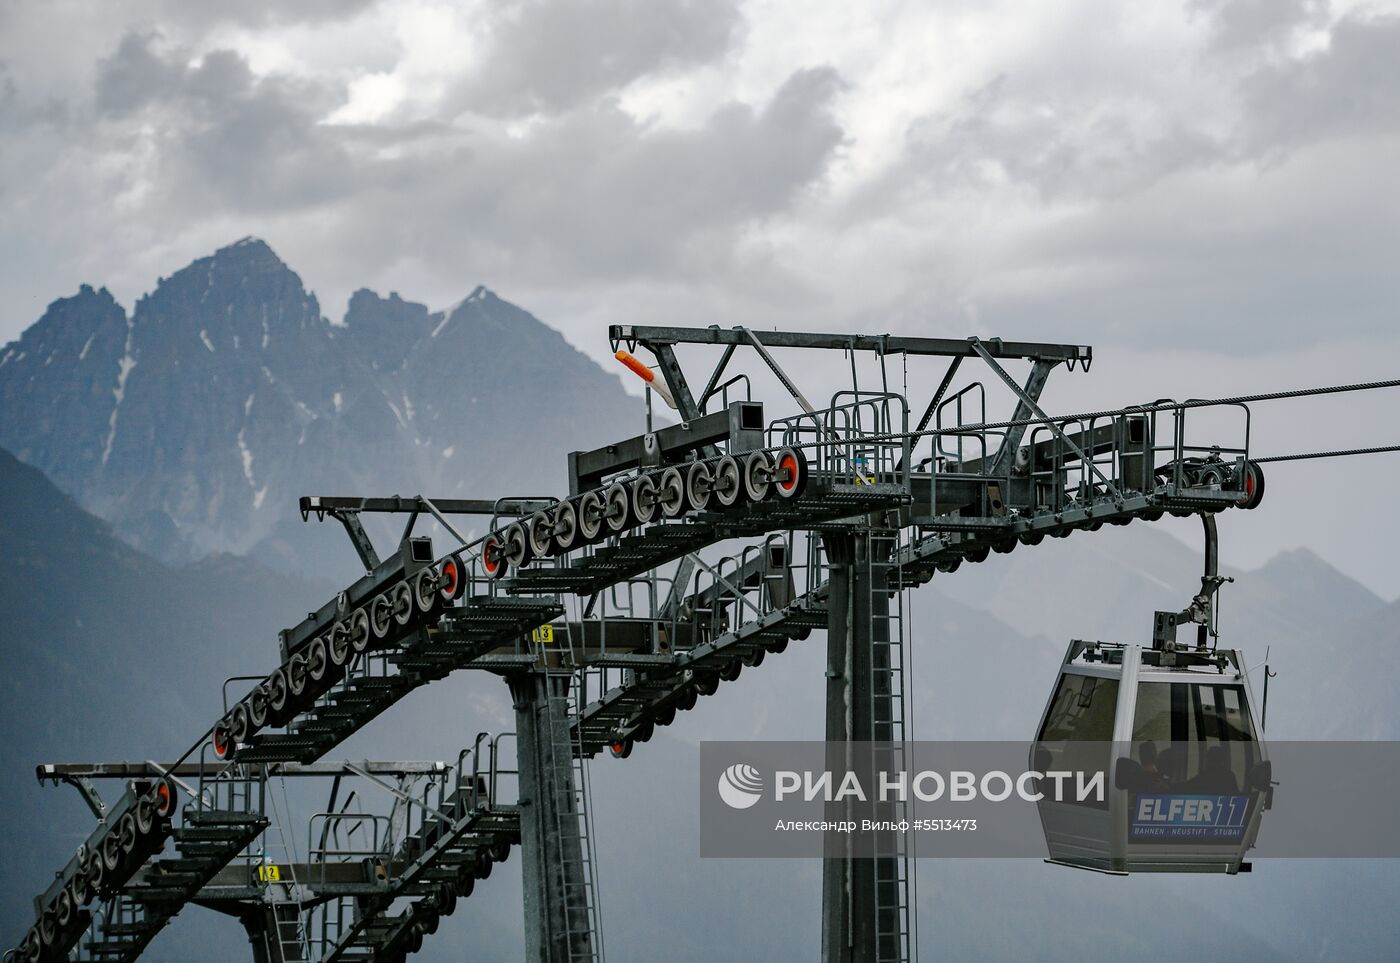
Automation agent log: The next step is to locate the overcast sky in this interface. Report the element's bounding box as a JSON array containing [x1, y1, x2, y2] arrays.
[[1, 0, 1397, 594]]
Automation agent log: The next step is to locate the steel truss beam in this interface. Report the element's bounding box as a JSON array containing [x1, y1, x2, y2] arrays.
[[612, 324, 1092, 364]]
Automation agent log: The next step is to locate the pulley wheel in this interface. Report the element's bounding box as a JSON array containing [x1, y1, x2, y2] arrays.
[[719, 659, 742, 682], [212, 719, 233, 759], [37, 911, 55, 946], [609, 738, 633, 759], [1019, 531, 1044, 546], [55, 888, 74, 928], [685, 460, 713, 512], [21, 930, 42, 963], [118, 811, 138, 854], [455, 875, 475, 899], [966, 545, 991, 564], [695, 673, 720, 696], [631, 474, 659, 526], [369, 593, 393, 640], [246, 684, 269, 728], [439, 553, 468, 602], [633, 720, 655, 743], [711, 456, 742, 508], [229, 701, 252, 744], [773, 447, 808, 499], [438, 885, 458, 916], [526, 511, 555, 558], [743, 450, 774, 502], [154, 777, 176, 818], [1199, 464, 1228, 488], [392, 580, 414, 625], [741, 646, 765, 667], [1238, 460, 1265, 510], [307, 636, 330, 682], [766, 636, 789, 654], [413, 568, 440, 614], [656, 704, 677, 727], [101, 833, 121, 873], [551, 500, 580, 552], [576, 490, 605, 542], [603, 482, 632, 533], [269, 666, 290, 713], [657, 467, 687, 518], [287, 652, 309, 697], [135, 794, 155, 835], [349, 607, 371, 652], [490, 837, 512, 863], [677, 687, 698, 711], [480, 534, 509, 581], [327, 622, 351, 668], [84, 850, 104, 893], [503, 521, 533, 568], [69, 866, 91, 907], [935, 557, 961, 574]]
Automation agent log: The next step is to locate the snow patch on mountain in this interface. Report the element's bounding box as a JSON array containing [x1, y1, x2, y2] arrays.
[[101, 318, 136, 467]]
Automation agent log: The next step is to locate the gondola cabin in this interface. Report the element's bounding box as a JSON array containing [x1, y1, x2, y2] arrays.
[[1033, 640, 1272, 874]]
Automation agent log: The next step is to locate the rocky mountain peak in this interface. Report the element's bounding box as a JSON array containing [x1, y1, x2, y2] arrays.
[[0, 239, 641, 575], [342, 288, 439, 373]]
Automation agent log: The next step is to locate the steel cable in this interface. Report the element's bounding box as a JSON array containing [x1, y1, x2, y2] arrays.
[[1252, 444, 1400, 463]]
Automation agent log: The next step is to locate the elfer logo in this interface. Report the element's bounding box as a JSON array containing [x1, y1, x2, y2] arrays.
[[717, 763, 764, 809]]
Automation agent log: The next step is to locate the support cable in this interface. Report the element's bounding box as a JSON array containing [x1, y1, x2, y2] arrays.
[[1251, 444, 1400, 463]]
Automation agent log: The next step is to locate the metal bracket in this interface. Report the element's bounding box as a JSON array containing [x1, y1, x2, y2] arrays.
[[60, 775, 107, 822], [737, 326, 821, 419], [1151, 513, 1233, 651], [332, 510, 381, 570]]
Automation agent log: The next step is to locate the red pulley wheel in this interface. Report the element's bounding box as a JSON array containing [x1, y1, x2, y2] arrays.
[[155, 778, 176, 817], [774, 447, 808, 499], [481, 535, 509, 580], [1238, 460, 1265, 510]]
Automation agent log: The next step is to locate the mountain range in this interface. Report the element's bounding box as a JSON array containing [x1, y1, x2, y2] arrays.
[[0, 238, 642, 580]]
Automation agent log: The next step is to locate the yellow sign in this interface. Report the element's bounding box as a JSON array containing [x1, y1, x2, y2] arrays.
[[256, 863, 281, 883], [532, 624, 555, 645]]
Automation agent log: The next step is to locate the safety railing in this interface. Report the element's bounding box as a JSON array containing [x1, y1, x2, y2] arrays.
[[768, 393, 911, 489]]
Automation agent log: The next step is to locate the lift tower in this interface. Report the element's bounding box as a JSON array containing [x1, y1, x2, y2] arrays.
[[615, 326, 1092, 963]]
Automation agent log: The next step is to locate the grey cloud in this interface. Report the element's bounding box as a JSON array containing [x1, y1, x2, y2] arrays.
[[857, 9, 1400, 215], [136, 0, 379, 30], [94, 31, 184, 116], [382, 66, 845, 282], [457, 0, 743, 116], [4, 24, 843, 328], [855, 72, 1221, 215], [1187, 0, 1325, 51], [948, 136, 1400, 355], [1240, 12, 1400, 154], [92, 34, 355, 212]]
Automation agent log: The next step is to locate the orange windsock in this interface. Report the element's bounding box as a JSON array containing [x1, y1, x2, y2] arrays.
[[615, 350, 678, 409]]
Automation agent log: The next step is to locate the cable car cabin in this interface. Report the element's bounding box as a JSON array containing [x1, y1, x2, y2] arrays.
[[1032, 640, 1272, 875]]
